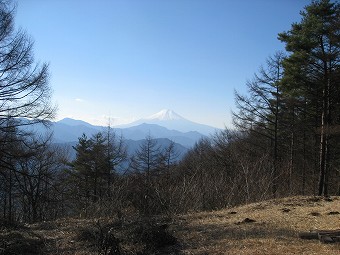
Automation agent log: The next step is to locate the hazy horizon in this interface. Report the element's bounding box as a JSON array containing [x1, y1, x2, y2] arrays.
[[57, 108, 219, 130]]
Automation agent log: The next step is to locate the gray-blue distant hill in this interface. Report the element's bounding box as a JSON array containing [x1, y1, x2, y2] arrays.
[[26, 109, 220, 160], [43, 109, 219, 147]]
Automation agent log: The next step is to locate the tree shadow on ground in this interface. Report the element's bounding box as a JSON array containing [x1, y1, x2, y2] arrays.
[[174, 219, 297, 251], [0, 229, 45, 255]]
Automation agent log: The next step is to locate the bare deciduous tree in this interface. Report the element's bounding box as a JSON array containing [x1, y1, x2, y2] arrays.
[[0, 1, 56, 131]]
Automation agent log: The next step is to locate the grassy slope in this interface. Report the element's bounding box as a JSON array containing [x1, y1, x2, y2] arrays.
[[1, 196, 339, 254], [173, 196, 340, 255]]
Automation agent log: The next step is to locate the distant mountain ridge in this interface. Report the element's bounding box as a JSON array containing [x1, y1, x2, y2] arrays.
[[52, 109, 219, 145], [27, 109, 219, 149], [58, 137, 189, 163], [115, 123, 201, 147], [57, 118, 102, 129], [50, 122, 204, 148], [21, 109, 221, 162]]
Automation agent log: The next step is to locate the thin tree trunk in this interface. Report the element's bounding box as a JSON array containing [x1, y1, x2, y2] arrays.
[[272, 70, 280, 197], [318, 75, 331, 197], [8, 167, 13, 222], [302, 128, 306, 195]]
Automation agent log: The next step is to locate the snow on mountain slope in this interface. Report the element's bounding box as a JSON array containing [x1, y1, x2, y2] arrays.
[[146, 109, 185, 121], [118, 109, 220, 135]]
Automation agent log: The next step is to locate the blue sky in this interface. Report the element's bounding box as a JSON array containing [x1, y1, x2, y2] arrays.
[[16, 0, 310, 128]]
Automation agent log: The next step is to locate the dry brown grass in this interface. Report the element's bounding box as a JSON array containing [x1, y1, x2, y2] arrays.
[[172, 196, 340, 255], [1, 196, 339, 254], [27, 218, 97, 254]]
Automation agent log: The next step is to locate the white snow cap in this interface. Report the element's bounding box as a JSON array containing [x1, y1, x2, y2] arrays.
[[146, 109, 184, 121]]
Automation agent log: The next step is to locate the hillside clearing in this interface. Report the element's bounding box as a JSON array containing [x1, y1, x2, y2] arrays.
[[1, 196, 339, 254], [173, 196, 340, 254]]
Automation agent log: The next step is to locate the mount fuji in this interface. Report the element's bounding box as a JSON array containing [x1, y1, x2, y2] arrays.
[[146, 109, 184, 121], [117, 109, 219, 136]]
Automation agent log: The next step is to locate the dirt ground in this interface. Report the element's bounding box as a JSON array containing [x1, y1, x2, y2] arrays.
[[173, 196, 340, 255], [1, 196, 339, 254]]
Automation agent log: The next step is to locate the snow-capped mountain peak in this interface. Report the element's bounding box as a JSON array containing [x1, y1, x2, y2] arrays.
[[146, 109, 184, 121], [115, 109, 219, 135]]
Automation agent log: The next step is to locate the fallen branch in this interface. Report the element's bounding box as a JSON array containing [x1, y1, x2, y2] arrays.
[[299, 230, 340, 243]]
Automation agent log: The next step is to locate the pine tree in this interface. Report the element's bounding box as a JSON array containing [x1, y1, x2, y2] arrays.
[[278, 0, 340, 196], [70, 131, 127, 215]]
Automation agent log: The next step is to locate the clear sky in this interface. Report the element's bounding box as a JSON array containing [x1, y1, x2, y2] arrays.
[[15, 0, 311, 129]]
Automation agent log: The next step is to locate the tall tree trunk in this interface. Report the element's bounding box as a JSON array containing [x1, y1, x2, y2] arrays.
[[318, 75, 331, 196], [8, 167, 13, 222]]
